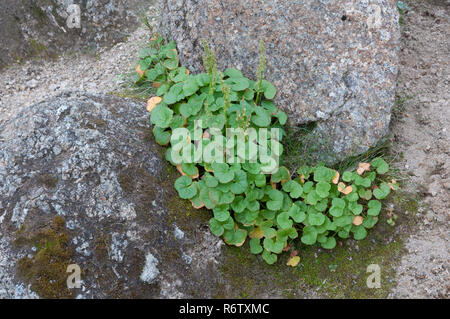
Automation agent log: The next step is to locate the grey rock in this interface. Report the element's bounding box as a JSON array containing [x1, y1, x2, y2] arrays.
[[140, 253, 160, 284], [158, 0, 401, 162], [0, 0, 155, 69], [26, 79, 38, 89], [0, 92, 224, 298], [173, 225, 185, 240]]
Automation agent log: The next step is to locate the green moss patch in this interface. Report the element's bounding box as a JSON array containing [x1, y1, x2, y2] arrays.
[[16, 216, 75, 299]]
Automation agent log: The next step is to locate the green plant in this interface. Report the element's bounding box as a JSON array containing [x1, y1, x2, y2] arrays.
[[131, 36, 398, 265]]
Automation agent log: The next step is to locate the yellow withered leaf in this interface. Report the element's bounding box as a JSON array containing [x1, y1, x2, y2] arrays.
[[146, 96, 162, 112], [136, 65, 145, 77], [186, 69, 190, 75], [353, 216, 364, 226], [249, 227, 264, 239], [332, 171, 340, 184], [357, 162, 371, 175], [286, 256, 301, 267], [300, 174, 305, 184]]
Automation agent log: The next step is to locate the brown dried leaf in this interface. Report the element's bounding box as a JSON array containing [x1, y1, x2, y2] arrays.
[[338, 182, 353, 195], [146, 96, 162, 112], [332, 171, 340, 184], [342, 186, 353, 195], [136, 65, 145, 77], [353, 215, 364, 226], [357, 162, 371, 175]]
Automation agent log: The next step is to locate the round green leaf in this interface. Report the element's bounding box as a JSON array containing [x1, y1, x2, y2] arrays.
[[342, 171, 353, 182], [266, 189, 284, 211], [358, 188, 372, 200], [150, 104, 173, 128], [209, 218, 224, 236], [316, 181, 331, 198], [307, 213, 326, 226], [301, 226, 317, 245], [153, 127, 171, 146], [263, 237, 284, 254], [373, 183, 391, 199], [314, 166, 335, 182], [288, 204, 306, 223], [262, 250, 277, 265], [367, 200, 382, 216], [306, 190, 320, 205], [321, 236, 337, 249], [277, 212, 293, 229], [212, 163, 235, 184], [230, 77, 249, 91], [261, 80, 276, 99], [251, 107, 271, 127], [249, 238, 263, 254], [213, 207, 230, 222], [282, 180, 303, 198], [352, 226, 367, 240], [348, 202, 363, 215], [174, 176, 197, 199], [371, 157, 389, 174], [329, 207, 344, 217], [331, 198, 346, 209], [230, 170, 248, 194]]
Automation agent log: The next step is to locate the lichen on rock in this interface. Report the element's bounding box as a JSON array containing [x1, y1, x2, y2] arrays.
[[140, 253, 160, 284]]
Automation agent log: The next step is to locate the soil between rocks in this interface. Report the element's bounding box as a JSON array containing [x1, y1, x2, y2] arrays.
[[388, 0, 449, 298]]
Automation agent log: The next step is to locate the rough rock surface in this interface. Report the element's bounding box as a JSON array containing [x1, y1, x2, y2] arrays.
[[0, 0, 153, 70], [0, 92, 224, 298], [158, 0, 400, 162]]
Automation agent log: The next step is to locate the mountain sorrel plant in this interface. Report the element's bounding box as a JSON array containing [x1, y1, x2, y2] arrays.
[[131, 35, 398, 266]]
